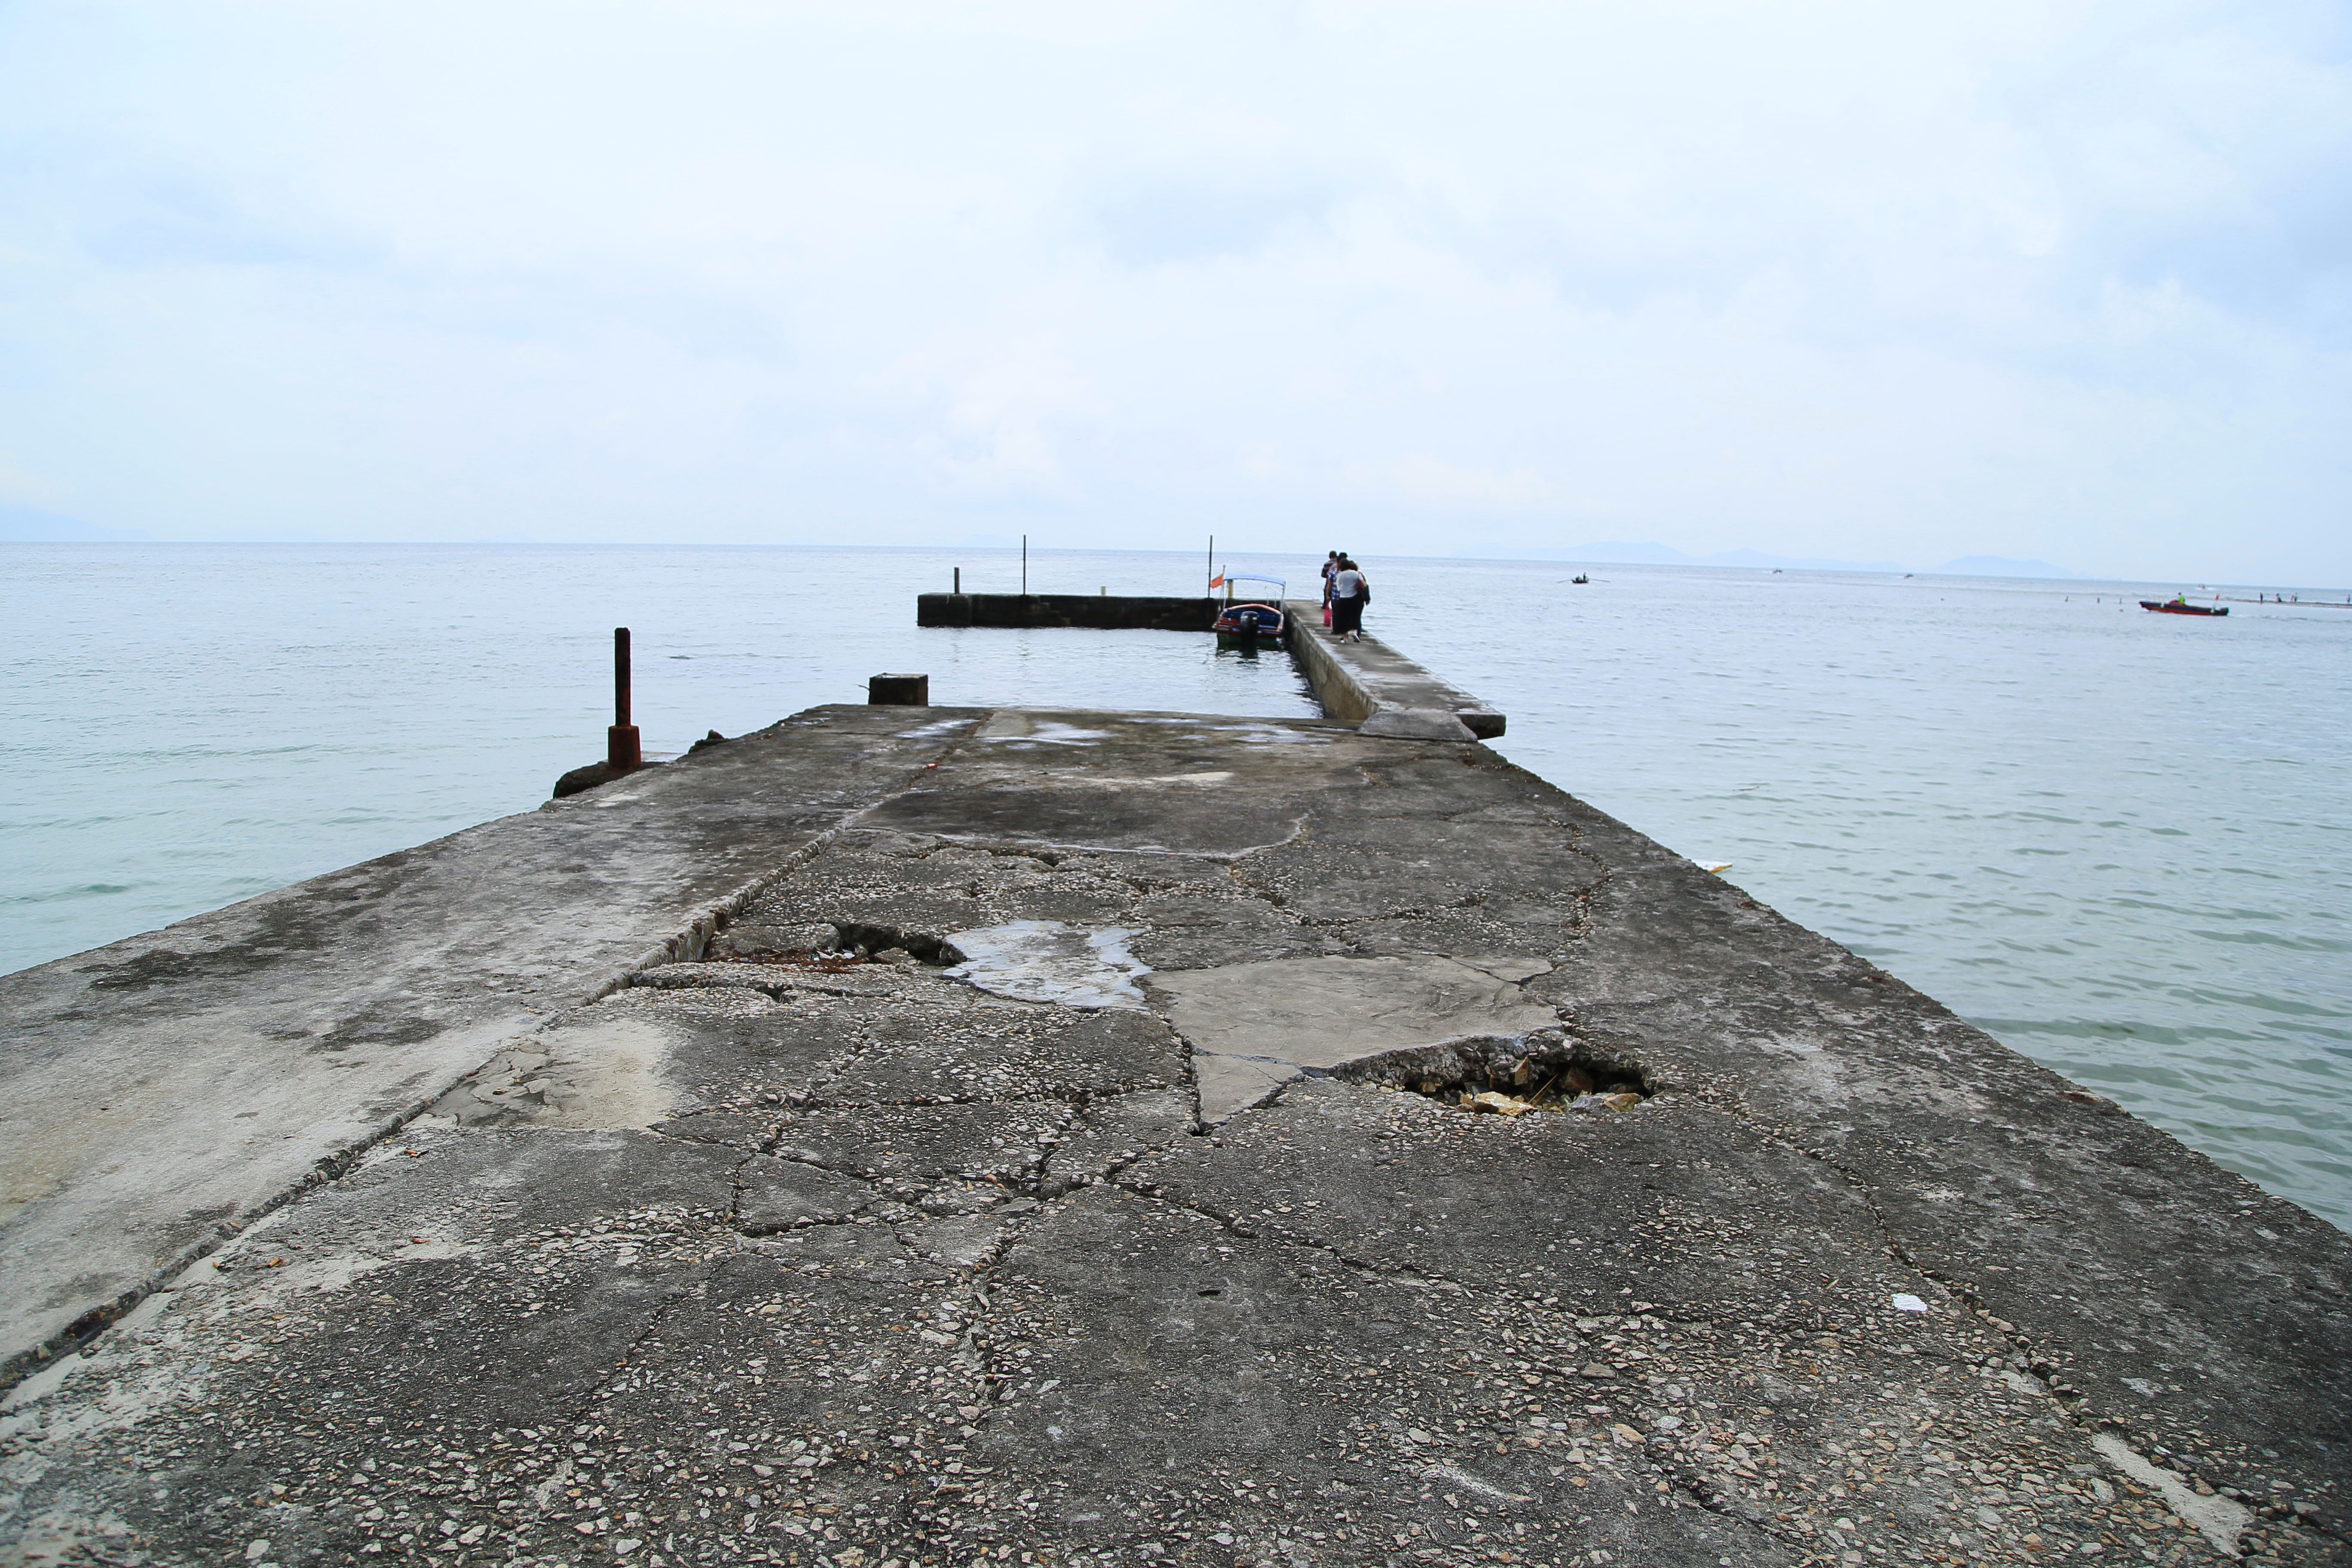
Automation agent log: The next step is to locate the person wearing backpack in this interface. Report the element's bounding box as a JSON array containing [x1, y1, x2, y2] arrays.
[[1330, 555, 1369, 641]]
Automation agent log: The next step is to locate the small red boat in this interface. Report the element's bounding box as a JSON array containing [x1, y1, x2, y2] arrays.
[[2141, 599, 2229, 617]]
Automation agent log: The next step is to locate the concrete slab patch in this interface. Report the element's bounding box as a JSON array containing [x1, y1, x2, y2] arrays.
[[1153, 953, 1558, 1064], [1152, 952, 1561, 1120]]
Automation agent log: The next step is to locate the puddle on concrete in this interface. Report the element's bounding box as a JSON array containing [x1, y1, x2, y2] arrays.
[[893, 718, 980, 741], [1129, 717, 1334, 745], [943, 921, 1148, 1010], [1330, 1032, 1650, 1118], [976, 715, 1115, 747]]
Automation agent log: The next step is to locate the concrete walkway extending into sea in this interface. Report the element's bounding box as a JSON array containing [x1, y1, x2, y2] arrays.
[[0, 631, 2345, 1566]]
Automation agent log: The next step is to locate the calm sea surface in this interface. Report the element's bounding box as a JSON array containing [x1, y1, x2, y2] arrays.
[[5, 543, 2348, 1229]]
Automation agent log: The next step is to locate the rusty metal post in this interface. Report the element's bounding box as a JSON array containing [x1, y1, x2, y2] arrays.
[[607, 627, 641, 772]]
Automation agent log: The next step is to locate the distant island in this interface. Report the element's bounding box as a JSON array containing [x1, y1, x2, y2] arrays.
[[0, 507, 147, 542]]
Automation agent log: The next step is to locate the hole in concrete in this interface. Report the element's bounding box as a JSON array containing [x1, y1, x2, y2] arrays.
[[706, 919, 968, 970], [833, 923, 969, 966], [1327, 1031, 1651, 1117]]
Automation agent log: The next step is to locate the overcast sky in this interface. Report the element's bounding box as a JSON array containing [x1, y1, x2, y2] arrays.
[[1, 1, 2346, 581]]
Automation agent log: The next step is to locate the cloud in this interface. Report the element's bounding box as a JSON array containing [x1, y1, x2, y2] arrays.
[[81, 173, 385, 271], [1086, 175, 1349, 267], [0, 0, 2344, 581], [905, 335, 1097, 494], [1354, 453, 1557, 511]]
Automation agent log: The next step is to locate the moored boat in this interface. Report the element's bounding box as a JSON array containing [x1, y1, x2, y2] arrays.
[[1213, 601, 1285, 647], [1211, 574, 1288, 647], [2140, 599, 2229, 617]]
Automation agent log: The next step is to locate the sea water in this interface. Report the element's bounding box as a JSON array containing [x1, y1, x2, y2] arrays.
[[4, 542, 2347, 1229]]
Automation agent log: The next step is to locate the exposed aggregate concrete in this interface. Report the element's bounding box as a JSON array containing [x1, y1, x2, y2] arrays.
[[2, 707, 2345, 1568], [0, 708, 988, 1381]]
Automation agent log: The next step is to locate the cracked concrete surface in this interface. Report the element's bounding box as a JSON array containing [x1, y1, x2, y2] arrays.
[[0, 708, 983, 1387], [1, 706, 2346, 1568]]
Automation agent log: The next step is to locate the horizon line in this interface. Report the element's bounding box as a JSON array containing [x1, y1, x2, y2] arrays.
[[6, 536, 2347, 594]]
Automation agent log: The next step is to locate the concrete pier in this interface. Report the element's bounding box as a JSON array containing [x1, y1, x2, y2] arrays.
[[916, 594, 1219, 632], [912, 592, 1504, 741], [1, 689, 2347, 1564]]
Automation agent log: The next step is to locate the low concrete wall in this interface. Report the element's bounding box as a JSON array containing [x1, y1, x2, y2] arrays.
[[1281, 604, 1372, 723], [1281, 600, 1505, 738], [918, 593, 1219, 631]]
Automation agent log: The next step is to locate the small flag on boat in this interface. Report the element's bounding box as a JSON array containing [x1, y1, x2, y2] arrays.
[[1209, 574, 1225, 589]]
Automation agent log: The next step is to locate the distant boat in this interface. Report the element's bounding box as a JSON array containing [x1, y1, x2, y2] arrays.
[[2140, 599, 2229, 617], [1571, 573, 1589, 585]]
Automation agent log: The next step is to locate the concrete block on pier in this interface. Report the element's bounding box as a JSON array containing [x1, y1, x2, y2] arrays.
[[867, 672, 930, 705]]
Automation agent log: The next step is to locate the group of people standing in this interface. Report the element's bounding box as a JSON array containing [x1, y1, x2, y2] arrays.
[[1320, 551, 1370, 641]]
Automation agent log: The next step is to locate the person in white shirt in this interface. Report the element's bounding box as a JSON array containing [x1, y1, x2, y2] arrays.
[[1330, 556, 1368, 640]]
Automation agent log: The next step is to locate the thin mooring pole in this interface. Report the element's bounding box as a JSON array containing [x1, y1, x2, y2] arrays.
[[954, 566, 961, 594], [1207, 535, 1214, 594], [607, 627, 641, 773], [1021, 535, 1028, 596]]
